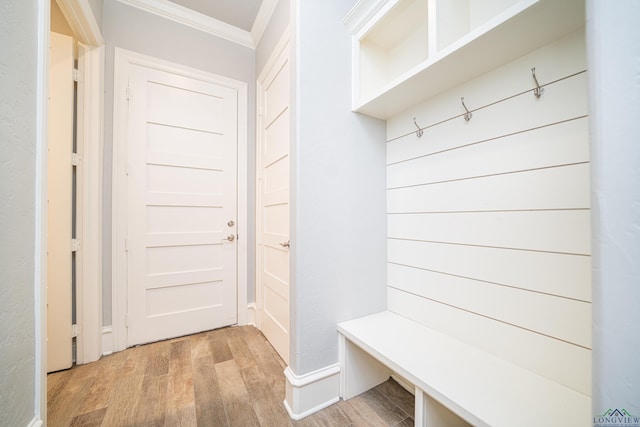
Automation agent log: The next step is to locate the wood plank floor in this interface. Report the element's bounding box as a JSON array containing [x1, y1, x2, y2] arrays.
[[48, 325, 415, 426]]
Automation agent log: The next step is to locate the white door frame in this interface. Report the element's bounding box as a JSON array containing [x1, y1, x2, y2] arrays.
[[36, 0, 103, 423], [256, 27, 290, 331], [74, 41, 105, 364], [112, 48, 249, 353]]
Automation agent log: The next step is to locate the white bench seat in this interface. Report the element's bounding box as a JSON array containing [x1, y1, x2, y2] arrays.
[[337, 310, 590, 427]]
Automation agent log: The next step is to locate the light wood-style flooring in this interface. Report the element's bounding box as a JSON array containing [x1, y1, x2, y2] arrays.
[[48, 325, 414, 426]]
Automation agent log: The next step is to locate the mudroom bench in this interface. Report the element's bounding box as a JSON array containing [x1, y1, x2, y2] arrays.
[[337, 311, 589, 427]]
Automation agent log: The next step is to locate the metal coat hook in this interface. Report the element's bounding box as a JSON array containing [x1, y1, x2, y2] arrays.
[[461, 97, 472, 121], [413, 117, 423, 138], [531, 67, 544, 98]]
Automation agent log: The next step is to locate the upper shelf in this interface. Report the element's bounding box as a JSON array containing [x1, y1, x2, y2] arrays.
[[344, 0, 585, 120]]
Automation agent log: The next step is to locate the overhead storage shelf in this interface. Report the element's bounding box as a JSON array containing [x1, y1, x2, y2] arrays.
[[345, 0, 585, 120]]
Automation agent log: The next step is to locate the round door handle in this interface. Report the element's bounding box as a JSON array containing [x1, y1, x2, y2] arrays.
[[223, 234, 236, 242], [280, 240, 290, 248]]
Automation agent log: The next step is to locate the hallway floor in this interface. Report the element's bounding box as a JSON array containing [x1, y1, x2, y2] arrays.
[[47, 325, 414, 426]]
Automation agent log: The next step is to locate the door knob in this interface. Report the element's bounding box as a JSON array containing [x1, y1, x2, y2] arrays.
[[223, 234, 236, 242], [280, 240, 290, 248]]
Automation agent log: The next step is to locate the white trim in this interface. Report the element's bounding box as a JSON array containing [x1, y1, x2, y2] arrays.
[[35, 0, 50, 424], [74, 43, 104, 365], [283, 365, 341, 420], [116, 0, 254, 48], [27, 417, 44, 427], [102, 326, 114, 356], [236, 65, 249, 327], [251, 0, 279, 47], [343, 0, 389, 33], [112, 48, 249, 353], [56, 0, 104, 46], [247, 303, 257, 326]]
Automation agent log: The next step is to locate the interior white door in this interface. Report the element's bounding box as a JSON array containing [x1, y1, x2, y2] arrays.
[[257, 42, 290, 364], [126, 64, 238, 346], [47, 31, 74, 372]]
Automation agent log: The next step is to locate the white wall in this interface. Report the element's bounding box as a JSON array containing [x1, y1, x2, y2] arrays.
[[588, 0, 640, 418], [386, 30, 591, 396], [291, 0, 387, 374], [101, 0, 256, 324], [255, 0, 290, 76], [0, 0, 40, 425], [88, 0, 103, 32]]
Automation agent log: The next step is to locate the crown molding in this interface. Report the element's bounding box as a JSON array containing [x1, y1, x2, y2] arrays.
[[343, 0, 389, 34], [251, 0, 278, 47], [57, 0, 104, 46], [117, 0, 255, 48]]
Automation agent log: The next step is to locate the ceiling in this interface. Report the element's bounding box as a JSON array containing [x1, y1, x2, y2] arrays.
[[168, 0, 263, 32], [120, 0, 276, 48]]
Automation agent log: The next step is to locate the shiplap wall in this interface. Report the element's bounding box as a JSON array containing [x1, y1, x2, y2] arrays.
[[386, 30, 591, 396]]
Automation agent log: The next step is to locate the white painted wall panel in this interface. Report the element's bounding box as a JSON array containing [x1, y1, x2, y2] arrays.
[[388, 264, 591, 347], [387, 288, 591, 395], [388, 209, 591, 255], [387, 116, 589, 189], [388, 163, 590, 213], [387, 239, 590, 301], [386, 30, 591, 393], [387, 73, 588, 165]]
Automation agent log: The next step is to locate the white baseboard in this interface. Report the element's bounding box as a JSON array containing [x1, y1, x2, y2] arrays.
[[283, 364, 341, 420], [102, 326, 113, 355], [27, 417, 43, 427], [246, 302, 257, 326]]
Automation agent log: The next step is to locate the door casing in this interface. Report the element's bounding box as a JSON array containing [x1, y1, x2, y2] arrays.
[[111, 48, 249, 353]]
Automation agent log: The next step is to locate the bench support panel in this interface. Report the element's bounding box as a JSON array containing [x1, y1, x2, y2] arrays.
[[340, 332, 471, 427], [416, 388, 471, 427], [339, 333, 391, 400]]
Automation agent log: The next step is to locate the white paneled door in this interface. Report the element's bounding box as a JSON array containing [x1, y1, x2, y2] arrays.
[[126, 64, 238, 346], [257, 39, 290, 364]]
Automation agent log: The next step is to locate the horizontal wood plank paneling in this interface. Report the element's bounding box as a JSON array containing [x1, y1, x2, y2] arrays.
[[387, 163, 590, 213], [387, 73, 588, 165], [387, 116, 589, 188], [387, 263, 591, 348], [387, 239, 590, 301], [387, 288, 591, 395], [388, 209, 591, 255], [385, 30, 591, 394]]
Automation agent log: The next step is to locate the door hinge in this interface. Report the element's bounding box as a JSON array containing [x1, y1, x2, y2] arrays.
[[124, 238, 129, 252], [72, 324, 81, 338], [125, 314, 129, 328], [73, 68, 79, 82], [71, 153, 82, 166], [126, 84, 131, 101], [71, 239, 81, 252]]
